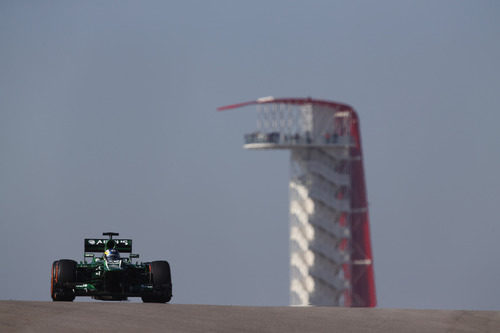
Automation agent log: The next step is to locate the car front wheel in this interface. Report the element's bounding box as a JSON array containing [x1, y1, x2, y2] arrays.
[[51, 259, 76, 301]]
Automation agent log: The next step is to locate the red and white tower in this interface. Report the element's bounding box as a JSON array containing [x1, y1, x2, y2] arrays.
[[218, 97, 376, 307]]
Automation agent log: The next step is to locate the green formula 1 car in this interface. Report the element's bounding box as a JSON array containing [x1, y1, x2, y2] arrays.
[[50, 232, 172, 303]]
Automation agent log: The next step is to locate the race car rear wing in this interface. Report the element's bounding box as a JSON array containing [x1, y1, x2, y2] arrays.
[[84, 239, 133, 253]]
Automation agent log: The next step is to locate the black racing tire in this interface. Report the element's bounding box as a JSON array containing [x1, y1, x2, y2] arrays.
[[51, 259, 76, 302], [50, 260, 58, 300], [142, 260, 172, 303]]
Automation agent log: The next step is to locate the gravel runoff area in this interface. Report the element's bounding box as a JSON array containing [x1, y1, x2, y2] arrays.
[[1, 301, 499, 332]]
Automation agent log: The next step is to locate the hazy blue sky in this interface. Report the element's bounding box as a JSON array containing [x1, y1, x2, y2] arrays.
[[1, 1, 499, 310]]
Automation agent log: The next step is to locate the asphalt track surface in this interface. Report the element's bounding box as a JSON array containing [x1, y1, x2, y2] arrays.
[[1, 301, 499, 332]]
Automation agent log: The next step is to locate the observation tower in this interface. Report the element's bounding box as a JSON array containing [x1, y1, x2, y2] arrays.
[[218, 97, 376, 307]]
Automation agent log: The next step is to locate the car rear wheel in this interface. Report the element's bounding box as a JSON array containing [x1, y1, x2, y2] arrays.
[[142, 260, 172, 303], [51, 259, 76, 302]]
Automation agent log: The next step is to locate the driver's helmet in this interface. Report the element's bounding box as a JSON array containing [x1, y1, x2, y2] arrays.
[[104, 248, 120, 261]]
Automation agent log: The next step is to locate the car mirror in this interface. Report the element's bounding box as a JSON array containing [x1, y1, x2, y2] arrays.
[[84, 253, 94, 263]]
